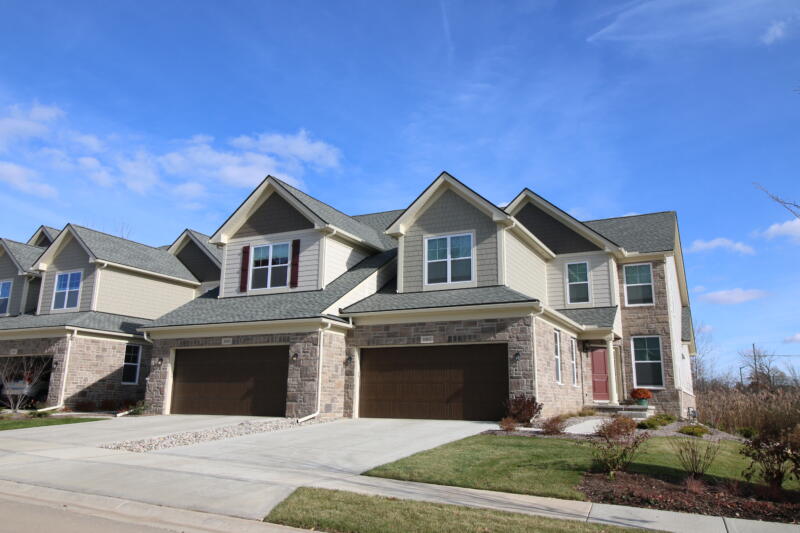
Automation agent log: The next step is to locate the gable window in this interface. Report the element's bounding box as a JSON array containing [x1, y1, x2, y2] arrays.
[[53, 271, 82, 310], [425, 233, 473, 285], [566, 262, 590, 304], [554, 330, 562, 383], [0, 280, 11, 315], [122, 345, 141, 385], [624, 263, 654, 306], [250, 243, 290, 290], [570, 338, 578, 386], [632, 336, 664, 388]]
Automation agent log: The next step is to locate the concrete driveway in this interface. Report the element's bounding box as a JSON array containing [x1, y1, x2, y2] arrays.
[[0, 416, 491, 519]]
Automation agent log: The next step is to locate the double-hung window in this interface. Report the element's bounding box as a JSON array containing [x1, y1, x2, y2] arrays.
[[122, 345, 141, 385], [624, 263, 654, 305], [0, 280, 11, 315], [566, 262, 590, 304], [53, 271, 82, 310], [554, 330, 562, 383], [425, 233, 472, 285], [570, 338, 578, 386], [632, 336, 664, 388], [250, 243, 290, 290]]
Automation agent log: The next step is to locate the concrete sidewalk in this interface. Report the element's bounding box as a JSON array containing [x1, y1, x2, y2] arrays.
[[313, 474, 798, 532]]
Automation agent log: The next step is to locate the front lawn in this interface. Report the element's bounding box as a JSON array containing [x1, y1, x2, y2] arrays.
[[365, 435, 799, 500], [266, 487, 635, 533], [0, 417, 104, 431]]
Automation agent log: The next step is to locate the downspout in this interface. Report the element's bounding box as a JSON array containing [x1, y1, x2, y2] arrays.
[[37, 327, 78, 413], [297, 322, 332, 423]]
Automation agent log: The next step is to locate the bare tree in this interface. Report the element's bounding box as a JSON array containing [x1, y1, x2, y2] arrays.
[[738, 345, 782, 389], [755, 184, 800, 219], [691, 321, 716, 392], [0, 356, 51, 412]]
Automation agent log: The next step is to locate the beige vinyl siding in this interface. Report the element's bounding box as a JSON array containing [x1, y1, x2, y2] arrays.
[[504, 230, 548, 301], [323, 236, 369, 286], [0, 253, 23, 316], [39, 236, 95, 314], [94, 266, 196, 319], [402, 188, 498, 292], [221, 229, 321, 297], [324, 259, 397, 314], [547, 253, 612, 309]]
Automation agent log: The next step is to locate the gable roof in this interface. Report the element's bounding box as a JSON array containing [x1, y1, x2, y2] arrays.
[[168, 229, 222, 265], [210, 176, 387, 250], [144, 249, 397, 329], [27, 225, 60, 246], [0, 239, 43, 274], [36, 225, 198, 284], [583, 212, 676, 253], [352, 209, 403, 249], [0, 311, 150, 336], [385, 172, 513, 236]]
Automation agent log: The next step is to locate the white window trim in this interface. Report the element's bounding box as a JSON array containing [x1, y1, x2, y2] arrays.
[[630, 335, 666, 390], [0, 279, 12, 316], [570, 337, 579, 387], [565, 261, 591, 305], [423, 232, 476, 287], [248, 241, 291, 291], [51, 270, 83, 312], [122, 345, 142, 385], [623, 263, 655, 307], [554, 329, 562, 384]]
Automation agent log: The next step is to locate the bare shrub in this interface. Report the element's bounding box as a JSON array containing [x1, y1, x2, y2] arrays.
[[669, 437, 721, 478], [499, 416, 518, 432], [697, 388, 800, 434], [540, 415, 567, 435], [741, 425, 796, 493], [504, 395, 542, 426], [586, 416, 650, 478]]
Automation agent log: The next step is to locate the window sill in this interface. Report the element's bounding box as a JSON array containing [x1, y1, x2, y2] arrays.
[[625, 303, 656, 308], [637, 386, 666, 390]]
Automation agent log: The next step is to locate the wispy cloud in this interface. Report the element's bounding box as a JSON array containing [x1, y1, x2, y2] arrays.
[[762, 20, 788, 44], [762, 218, 800, 244], [0, 161, 57, 198], [687, 237, 755, 255], [698, 288, 767, 305], [692, 285, 707, 293], [784, 333, 800, 343], [697, 324, 713, 334]]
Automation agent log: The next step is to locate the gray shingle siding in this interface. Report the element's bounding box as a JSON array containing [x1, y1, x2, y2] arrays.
[[584, 212, 676, 253], [40, 236, 96, 314], [176, 239, 220, 283], [0, 254, 23, 316], [232, 193, 314, 239], [515, 202, 601, 254]]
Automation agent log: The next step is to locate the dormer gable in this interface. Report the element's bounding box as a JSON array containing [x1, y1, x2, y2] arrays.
[[27, 225, 60, 248], [168, 229, 222, 284]]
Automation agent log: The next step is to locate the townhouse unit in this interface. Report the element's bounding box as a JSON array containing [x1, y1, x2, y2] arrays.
[[0, 172, 696, 419]]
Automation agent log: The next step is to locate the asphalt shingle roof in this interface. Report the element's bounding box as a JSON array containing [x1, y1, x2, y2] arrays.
[[1, 239, 44, 271], [556, 307, 618, 329], [681, 306, 693, 343], [43, 226, 61, 241], [584, 212, 676, 253], [352, 210, 404, 249], [187, 229, 222, 263], [145, 249, 397, 329], [70, 225, 198, 282], [0, 311, 151, 336], [342, 282, 538, 314], [276, 179, 389, 250]]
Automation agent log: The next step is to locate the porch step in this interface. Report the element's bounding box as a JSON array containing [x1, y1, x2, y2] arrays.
[[589, 404, 655, 420]]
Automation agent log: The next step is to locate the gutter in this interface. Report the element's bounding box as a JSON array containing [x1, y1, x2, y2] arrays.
[[37, 327, 78, 413], [297, 322, 332, 423]]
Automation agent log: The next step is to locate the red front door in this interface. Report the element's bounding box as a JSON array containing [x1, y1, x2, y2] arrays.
[[591, 348, 609, 401]]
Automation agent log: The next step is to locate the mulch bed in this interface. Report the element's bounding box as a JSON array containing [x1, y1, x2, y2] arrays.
[[579, 472, 800, 524]]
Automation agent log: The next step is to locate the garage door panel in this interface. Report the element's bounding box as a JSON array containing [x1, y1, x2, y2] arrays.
[[171, 346, 289, 416], [359, 344, 508, 421]]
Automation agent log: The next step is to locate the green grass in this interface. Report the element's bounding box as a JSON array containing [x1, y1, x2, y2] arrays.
[[0, 417, 104, 431], [365, 435, 799, 500], [266, 487, 636, 533]]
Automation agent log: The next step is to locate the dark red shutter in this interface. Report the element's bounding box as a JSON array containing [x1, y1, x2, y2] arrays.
[[290, 239, 300, 288], [240, 246, 250, 292]]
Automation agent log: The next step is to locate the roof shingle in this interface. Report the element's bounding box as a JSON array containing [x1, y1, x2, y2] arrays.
[[556, 307, 617, 328], [0, 311, 151, 336], [584, 212, 676, 253], [1, 239, 44, 271]]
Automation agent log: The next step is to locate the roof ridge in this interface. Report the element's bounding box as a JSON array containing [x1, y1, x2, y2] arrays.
[[274, 177, 360, 221], [583, 211, 676, 223]]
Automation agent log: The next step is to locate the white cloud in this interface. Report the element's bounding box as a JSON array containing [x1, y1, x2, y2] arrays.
[[117, 151, 160, 194], [0, 104, 66, 151], [0, 161, 57, 198], [27, 104, 65, 122], [78, 157, 114, 187], [697, 324, 713, 334], [698, 288, 767, 305], [763, 218, 800, 244], [229, 129, 341, 169], [687, 237, 755, 255], [784, 333, 800, 343], [67, 131, 104, 153], [762, 20, 787, 44], [172, 181, 206, 198]]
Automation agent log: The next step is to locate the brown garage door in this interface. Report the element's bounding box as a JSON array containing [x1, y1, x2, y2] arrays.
[[359, 344, 509, 421], [171, 346, 289, 416]]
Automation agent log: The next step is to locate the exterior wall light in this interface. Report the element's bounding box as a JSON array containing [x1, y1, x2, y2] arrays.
[[512, 352, 521, 363]]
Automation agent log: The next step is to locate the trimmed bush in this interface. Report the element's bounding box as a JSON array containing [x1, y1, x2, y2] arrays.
[[637, 413, 677, 430]]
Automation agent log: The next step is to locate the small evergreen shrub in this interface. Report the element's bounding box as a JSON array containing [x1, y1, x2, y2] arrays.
[[678, 425, 710, 437]]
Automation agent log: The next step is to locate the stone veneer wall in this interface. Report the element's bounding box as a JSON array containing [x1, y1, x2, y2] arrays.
[[346, 316, 535, 417], [0, 337, 67, 407], [319, 330, 347, 419], [534, 318, 586, 417], [618, 260, 686, 417], [144, 332, 320, 417]]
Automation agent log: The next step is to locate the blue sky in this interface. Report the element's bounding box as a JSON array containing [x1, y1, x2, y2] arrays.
[[0, 1, 798, 372]]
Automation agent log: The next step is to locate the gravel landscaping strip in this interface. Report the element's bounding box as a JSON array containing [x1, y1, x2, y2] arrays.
[[101, 418, 326, 452]]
